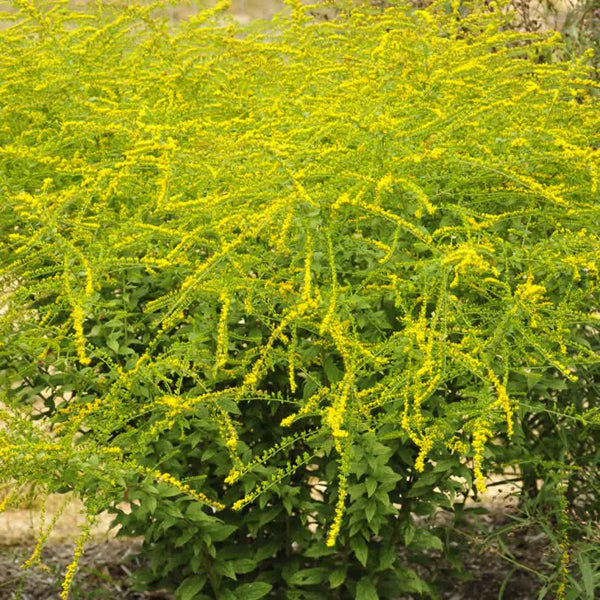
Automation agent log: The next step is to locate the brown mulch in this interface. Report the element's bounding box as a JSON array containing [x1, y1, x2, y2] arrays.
[[0, 523, 552, 600], [0, 540, 173, 600], [437, 526, 552, 599], [0, 501, 555, 600], [435, 507, 555, 599]]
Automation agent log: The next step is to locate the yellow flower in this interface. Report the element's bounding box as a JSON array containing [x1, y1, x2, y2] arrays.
[[60, 525, 90, 600], [472, 419, 492, 494], [515, 273, 547, 304], [215, 292, 231, 369], [72, 306, 91, 366]]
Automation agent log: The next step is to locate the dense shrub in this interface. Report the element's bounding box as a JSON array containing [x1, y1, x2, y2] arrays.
[[0, 0, 599, 598]]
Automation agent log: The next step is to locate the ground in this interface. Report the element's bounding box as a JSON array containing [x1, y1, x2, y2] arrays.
[[0, 487, 554, 599]]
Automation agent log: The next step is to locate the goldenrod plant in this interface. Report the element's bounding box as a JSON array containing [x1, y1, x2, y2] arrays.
[[0, 0, 599, 597]]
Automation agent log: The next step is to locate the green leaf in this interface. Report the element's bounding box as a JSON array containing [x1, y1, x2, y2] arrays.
[[394, 566, 430, 594], [248, 328, 263, 342], [578, 553, 595, 599], [303, 542, 334, 558], [206, 524, 237, 542], [186, 502, 208, 522], [403, 523, 415, 547], [164, 503, 184, 519], [374, 488, 391, 506], [356, 578, 379, 600], [329, 567, 346, 589], [217, 397, 241, 414], [144, 493, 157, 515], [289, 567, 328, 585], [365, 477, 377, 497], [107, 336, 119, 354], [351, 535, 369, 567], [409, 529, 443, 552], [365, 499, 377, 523], [158, 484, 182, 498], [234, 582, 273, 600], [175, 527, 198, 547], [230, 558, 257, 574], [176, 575, 206, 600], [254, 537, 280, 562], [323, 355, 343, 384], [215, 559, 237, 580], [377, 544, 397, 571], [348, 483, 366, 499], [432, 459, 459, 473]]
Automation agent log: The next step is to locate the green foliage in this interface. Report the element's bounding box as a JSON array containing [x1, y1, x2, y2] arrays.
[[0, 0, 599, 597]]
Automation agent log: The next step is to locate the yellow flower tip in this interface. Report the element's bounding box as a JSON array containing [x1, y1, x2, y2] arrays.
[[280, 415, 295, 427], [326, 521, 342, 547], [475, 477, 487, 495], [506, 421, 514, 439], [244, 373, 258, 387], [224, 469, 240, 485], [232, 500, 244, 511], [79, 357, 91, 366]]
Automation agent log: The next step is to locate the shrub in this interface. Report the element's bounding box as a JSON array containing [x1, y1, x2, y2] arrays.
[[0, 0, 599, 598]]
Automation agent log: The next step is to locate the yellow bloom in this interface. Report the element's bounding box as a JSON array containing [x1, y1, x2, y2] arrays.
[[472, 419, 492, 494], [72, 306, 91, 366]]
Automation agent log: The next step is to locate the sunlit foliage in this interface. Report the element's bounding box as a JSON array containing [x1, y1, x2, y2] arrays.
[[0, 0, 599, 596]]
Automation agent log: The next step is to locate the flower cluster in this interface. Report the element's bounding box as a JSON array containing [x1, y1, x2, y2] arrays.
[[0, 0, 598, 572]]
